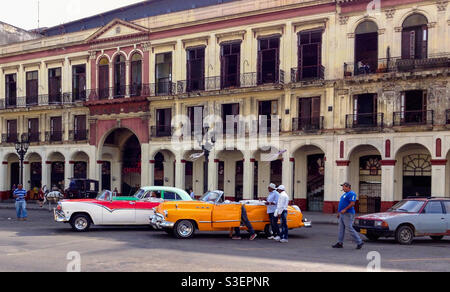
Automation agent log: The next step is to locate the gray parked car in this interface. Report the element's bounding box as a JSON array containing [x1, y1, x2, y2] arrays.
[[354, 197, 450, 245]]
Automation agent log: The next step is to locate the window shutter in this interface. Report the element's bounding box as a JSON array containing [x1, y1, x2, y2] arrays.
[[421, 25, 428, 59], [401, 30, 412, 59]]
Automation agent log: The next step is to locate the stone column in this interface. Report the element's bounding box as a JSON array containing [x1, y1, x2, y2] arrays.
[[281, 153, 294, 201], [175, 157, 186, 190], [42, 161, 51, 188], [65, 161, 73, 189], [23, 162, 31, 190], [208, 152, 218, 192], [381, 160, 396, 211], [149, 160, 155, 186], [431, 160, 447, 197], [243, 153, 255, 200], [0, 161, 7, 192]]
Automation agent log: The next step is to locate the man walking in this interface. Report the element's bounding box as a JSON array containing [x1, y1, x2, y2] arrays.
[[265, 183, 280, 241], [275, 185, 290, 243], [332, 182, 364, 250], [13, 184, 28, 221]]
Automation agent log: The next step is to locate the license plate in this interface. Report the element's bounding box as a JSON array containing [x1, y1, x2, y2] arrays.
[[360, 229, 367, 235]]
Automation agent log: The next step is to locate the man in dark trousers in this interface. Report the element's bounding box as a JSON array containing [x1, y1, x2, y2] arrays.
[[332, 182, 364, 250]]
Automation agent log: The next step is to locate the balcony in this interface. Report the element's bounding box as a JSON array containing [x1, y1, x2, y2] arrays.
[[291, 66, 325, 83], [46, 131, 63, 142], [344, 54, 450, 78], [346, 113, 384, 129], [393, 110, 434, 126], [2, 133, 18, 144], [292, 117, 324, 132], [151, 125, 173, 138], [70, 130, 89, 142], [0, 93, 85, 110], [26, 132, 41, 143]]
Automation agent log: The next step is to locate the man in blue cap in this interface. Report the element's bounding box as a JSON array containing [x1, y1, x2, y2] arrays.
[[332, 182, 364, 250]]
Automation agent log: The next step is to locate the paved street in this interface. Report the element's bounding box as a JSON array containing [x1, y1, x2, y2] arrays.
[[0, 209, 449, 272]]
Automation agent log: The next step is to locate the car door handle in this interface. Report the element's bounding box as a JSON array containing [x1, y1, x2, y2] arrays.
[[129, 202, 136, 205]]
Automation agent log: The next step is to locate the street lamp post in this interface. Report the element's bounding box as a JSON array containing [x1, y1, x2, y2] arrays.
[[196, 126, 216, 193], [15, 136, 30, 186]]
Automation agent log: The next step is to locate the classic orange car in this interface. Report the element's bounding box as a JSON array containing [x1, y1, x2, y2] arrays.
[[150, 190, 311, 239]]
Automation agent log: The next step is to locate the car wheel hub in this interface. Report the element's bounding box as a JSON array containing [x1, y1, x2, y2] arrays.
[[75, 218, 88, 230], [400, 229, 411, 242], [178, 222, 193, 237]]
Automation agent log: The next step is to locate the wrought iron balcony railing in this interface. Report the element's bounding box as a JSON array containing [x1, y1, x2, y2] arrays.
[[393, 110, 434, 126], [344, 54, 450, 77], [26, 132, 41, 143], [346, 113, 384, 129], [291, 66, 325, 83], [46, 131, 63, 142], [70, 130, 89, 141], [151, 125, 173, 138], [2, 133, 18, 143], [292, 117, 324, 132]]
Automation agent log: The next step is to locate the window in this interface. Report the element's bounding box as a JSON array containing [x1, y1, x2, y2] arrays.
[[402, 14, 428, 60], [48, 68, 62, 104], [72, 65, 86, 101], [443, 201, 450, 213], [98, 57, 109, 99], [5, 74, 17, 107], [259, 100, 278, 133], [188, 106, 204, 136], [353, 21, 378, 75], [221, 42, 241, 88], [258, 37, 280, 84], [26, 71, 39, 105], [186, 47, 205, 92], [298, 30, 323, 80], [50, 117, 62, 142], [353, 94, 378, 126], [156, 108, 172, 137], [298, 97, 321, 130], [423, 201, 443, 214], [163, 192, 182, 201], [6, 120, 17, 143], [222, 103, 240, 134], [74, 115, 87, 141], [130, 53, 142, 97], [114, 55, 126, 98], [28, 118, 39, 143], [156, 53, 172, 95], [400, 90, 427, 125]]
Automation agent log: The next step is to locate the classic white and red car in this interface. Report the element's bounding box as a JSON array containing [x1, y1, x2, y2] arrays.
[[54, 186, 193, 232]]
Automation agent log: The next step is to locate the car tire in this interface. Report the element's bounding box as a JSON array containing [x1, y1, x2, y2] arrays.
[[430, 236, 444, 241], [395, 225, 414, 245], [70, 214, 91, 232], [173, 220, 195, 239], [365, 234, 380, 242], [264, 224, 273, 238]]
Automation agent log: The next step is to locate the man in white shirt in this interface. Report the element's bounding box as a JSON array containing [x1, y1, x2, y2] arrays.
[[275, 185, 290, 243], [265, 183, 280, 241]]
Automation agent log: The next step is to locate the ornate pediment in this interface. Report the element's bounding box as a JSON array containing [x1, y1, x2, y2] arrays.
[[86, 19, 149, 44]]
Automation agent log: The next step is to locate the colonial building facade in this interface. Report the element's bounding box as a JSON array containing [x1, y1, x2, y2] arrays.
[[0, 0, 449, 213]]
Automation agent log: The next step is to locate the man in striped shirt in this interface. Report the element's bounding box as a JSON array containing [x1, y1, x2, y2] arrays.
[[14, 184, 28, 221]]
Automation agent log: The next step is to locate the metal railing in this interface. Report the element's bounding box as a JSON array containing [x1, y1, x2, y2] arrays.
[[291, 66, 325, 82], [292, 117, 324, 132], [70, 130, 89, 141], [2, 133, 18, 143], [344, 54, 450, 77], [45, 131, 63, 142], [151, 125, 173, 138], [26, 132, 41, 143], [345, 113, 384, 129], [393, 110, 434, 126]]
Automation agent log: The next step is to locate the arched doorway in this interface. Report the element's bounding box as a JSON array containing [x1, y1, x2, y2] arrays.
[[71, 152, 89, 179], [402, 13, 428, 60], [5, 153, 20, 197], [27, 153, 42, 189], [293, 145, 325, 212], [349, 145, 382, 213], [395, 144, 432, 199], [100, 128, 141, 195], [153, 150, 175, 188], [48, 152, 65, 191]]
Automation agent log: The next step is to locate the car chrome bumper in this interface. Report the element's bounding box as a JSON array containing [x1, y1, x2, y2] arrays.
[[54, 209, 69, 223], [303, 220, 312, 228], [150, 214, 175, 229]]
